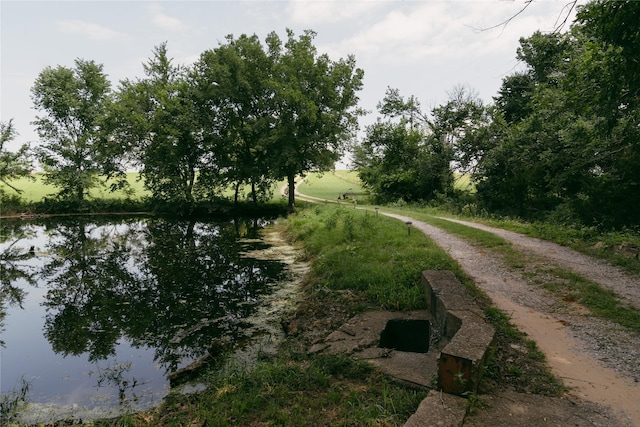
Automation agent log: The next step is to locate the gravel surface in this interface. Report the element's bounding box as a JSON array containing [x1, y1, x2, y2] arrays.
[[436, 217, 640, 384], [441, 217, 640, 309]]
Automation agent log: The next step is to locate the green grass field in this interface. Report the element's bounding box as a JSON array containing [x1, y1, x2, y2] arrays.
[[295, 170, 474, 205], [2, 170, 471, 205], [297, 170, 369, 202], [0, 173, 149, 201], [1, 173, 289, 203], [453, 173, 475, 192]]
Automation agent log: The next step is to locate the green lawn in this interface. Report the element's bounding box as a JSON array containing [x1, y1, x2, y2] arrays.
[[453, 172, 475, 192], [297, 171, 474, 203]]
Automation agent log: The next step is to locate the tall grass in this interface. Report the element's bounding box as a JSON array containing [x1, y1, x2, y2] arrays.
[[286, 204, 465, 310], [98, 354, 426, 427]]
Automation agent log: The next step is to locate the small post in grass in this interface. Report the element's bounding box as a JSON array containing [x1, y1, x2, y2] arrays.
[[405, 221, 412, 236], [375, 206, 379, 216]]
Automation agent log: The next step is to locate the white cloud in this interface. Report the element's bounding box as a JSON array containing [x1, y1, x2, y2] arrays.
[[320, 3, 454, 64], [286, 0, 385, 24], [57, 19, 128, 42], [323, 1, 577, 67], [149, 3, 186, 32]]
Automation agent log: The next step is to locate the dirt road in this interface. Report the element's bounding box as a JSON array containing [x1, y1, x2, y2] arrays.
[[384, 212, 640, 426]]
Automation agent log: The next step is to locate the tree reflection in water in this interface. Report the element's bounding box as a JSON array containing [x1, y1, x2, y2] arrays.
[[0, 223, 38, 422], [0, 222, 37, 347], [38, 216, 287, 377]]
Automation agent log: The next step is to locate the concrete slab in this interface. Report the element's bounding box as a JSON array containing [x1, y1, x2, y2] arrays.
[[309, 310, 439, 388], [311, 270, 496, 421]]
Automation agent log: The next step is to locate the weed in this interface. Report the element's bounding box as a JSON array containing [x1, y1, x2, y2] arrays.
[[464, 392, 486, 415], [342, 212, 356, 241], [0, 377, 30, 424], [454, 371, 468, 387], [325, 212, 338, 230]]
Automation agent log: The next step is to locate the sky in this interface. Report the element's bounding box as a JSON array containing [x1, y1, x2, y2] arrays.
[[1, 0, 584, 154]]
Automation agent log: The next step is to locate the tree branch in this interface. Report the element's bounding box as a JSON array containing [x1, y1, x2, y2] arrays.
[[475, 0, 579, 34]]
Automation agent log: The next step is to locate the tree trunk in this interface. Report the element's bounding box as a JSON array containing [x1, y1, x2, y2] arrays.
[[77, 184, 84, 202], [186, 167, 195, 204], [287, 173, 296, 213], [251, 180, 257, 205]]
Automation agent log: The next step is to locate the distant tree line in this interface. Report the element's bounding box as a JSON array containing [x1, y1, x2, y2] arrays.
[[1, 29, 364, 213], [354, 0, 640, 228]]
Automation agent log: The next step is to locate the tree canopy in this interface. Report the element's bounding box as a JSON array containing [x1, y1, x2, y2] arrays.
[[267, 30, 364, 211], [463, 0, 640, 227], [353, 0, 640, 228], [108, 30, 363, 212], [7, 6, 640, 228], [354, 87, 452, 204], [0, 119, 32, 194], [111, 43, 210, 206], [31, 59, 113, 201]]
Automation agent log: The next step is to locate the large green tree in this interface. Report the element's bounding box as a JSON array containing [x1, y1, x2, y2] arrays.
[[468, 0, 640, 226], [268, 30, 364, 211], [113, 44, 212, 205], [31, 59, 113, 201], [354, 88, 452, 203], [194, 34, 276, 204], [0, 120, 32, 194], [430, 85, 488, 175]]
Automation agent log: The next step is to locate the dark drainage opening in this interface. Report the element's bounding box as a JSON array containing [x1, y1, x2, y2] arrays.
[[379, 319, 430, 353]]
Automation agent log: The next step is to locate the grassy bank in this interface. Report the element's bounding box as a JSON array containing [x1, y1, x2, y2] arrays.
[[96, 204, 460, 426]]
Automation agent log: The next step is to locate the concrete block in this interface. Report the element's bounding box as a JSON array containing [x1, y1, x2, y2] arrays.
[[404, 390, 467, 427], [422, 270, 496, 396], [437, 315, 495, 395]]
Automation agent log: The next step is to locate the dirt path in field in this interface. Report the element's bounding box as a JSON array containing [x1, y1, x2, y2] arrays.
[[384, 212, 640, 426]]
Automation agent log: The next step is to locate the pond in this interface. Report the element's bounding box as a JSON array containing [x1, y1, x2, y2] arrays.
[[0, 215, 306, 424]]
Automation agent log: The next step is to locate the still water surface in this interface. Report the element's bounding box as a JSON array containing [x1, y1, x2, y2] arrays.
[[0, 215, 301, 423]]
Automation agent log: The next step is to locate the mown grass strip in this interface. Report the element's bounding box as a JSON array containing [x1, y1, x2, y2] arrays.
[[450, 213, 640, 276], [538, 267, 640, 334], [383, 207, 511, 251]]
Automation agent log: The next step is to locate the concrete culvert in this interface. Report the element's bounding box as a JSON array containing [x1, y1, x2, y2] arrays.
[[379, 319, 430, 353]]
